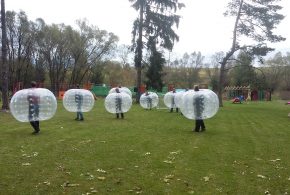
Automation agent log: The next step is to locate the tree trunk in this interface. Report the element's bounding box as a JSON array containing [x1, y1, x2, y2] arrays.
[[135, 1, 144, 103], [1, 0, 9, 111], [218, 0, 243, 107], [218, 61, 226, 107]]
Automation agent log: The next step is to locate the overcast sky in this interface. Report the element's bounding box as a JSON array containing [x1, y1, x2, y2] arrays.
[[5, 0, 290, 58]]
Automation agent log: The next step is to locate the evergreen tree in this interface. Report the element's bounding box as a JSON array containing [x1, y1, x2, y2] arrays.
[[145, 44, 165, 91], [130, 0, 184, 102]]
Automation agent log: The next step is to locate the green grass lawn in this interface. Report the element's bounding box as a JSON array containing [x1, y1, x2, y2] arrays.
[[0, 99, 290, 194]]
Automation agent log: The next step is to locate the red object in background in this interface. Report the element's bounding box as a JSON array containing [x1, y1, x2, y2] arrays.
[[232, 97, 241, 104], [58, 91, 65, 99], [168, 84, 174, 92], [251, 90, 258, 101], [13, 82, 23, 94], [139, 84, 146, 94], [84, 83, 92, 90]]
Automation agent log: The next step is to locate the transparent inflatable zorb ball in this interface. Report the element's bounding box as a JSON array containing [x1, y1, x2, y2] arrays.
[[174, 91, 185, 108], [140, 92, 159, 109], [105, 92, 132, 113], [10, 88, 57, 122], [109, 87, 132, 97], [180, 89, 219, 120], [63, 89, 95, 112], [163, 91, 177, 108]]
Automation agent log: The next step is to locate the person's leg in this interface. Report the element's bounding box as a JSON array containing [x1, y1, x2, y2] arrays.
[[30, 121, 38, 133], [170, 108, 173, 112], [76, 112, 80, 120], [200, 120, 206, 131], [194, 120, 199, 132], [197, 120, 203, 132], [116, 113, 119, 119], [176, 108, 179, 112], [121, 113, 124, 119], [79, 112, 84, 120], [30, 121, 36, 130], [35, 121, 40, 132]]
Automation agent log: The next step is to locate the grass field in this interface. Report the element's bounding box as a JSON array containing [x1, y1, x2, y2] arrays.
[[0, 99, 290, 194]]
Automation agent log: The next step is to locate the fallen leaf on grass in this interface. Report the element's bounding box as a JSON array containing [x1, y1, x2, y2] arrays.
[[163, 175, 174, 183], [129, 186, 142, 193], [85, 173, 95, 180], [22, 152, 38, 158], [22, 163, 31, 166], [62, 182, 80, 187], [170, 150, 181, 155], [269, 159, 281, 162], [163, 160, 173, 164], [67, 183, 80, 187], [165, 175, 174, 179], [163, 178, 170, 183], [97, 177, 106, 181], [97, 169, 107, 173], [257, 174, 267, 179], [203, 176, 210, 182], [79, 139, 92, 144], [43, 181, 50, 186], [216, 187, 223, 192], [56, 164, 66, 171], [144, 152, 151, 155]]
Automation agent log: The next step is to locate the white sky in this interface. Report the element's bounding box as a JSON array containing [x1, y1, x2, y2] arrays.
[[5, 0, 290, 58]]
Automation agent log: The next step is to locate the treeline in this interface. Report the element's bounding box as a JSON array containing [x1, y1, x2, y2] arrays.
[[201, 51, 290, 93], [0, 11, 119, 94], [0, 11, 214, 94], [1, 11, 290, 97]]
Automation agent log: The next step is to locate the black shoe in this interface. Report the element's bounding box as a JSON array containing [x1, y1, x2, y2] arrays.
[[32, 131, 39, 135], [79, 118, 84, 121], [201, 128, 206, 132]]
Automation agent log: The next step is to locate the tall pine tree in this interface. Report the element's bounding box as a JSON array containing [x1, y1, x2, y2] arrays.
[[130, 0, 184, 102], [145, 43, 165, 91]]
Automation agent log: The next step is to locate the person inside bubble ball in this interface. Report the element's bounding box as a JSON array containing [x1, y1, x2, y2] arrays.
[[170, 88, 178, 113], [115, 87, 124, 119], [28, 81, 40, 134], [193, 85, 206, 132], [145, 91, 152, 110], [75, 84, 84, 121]]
